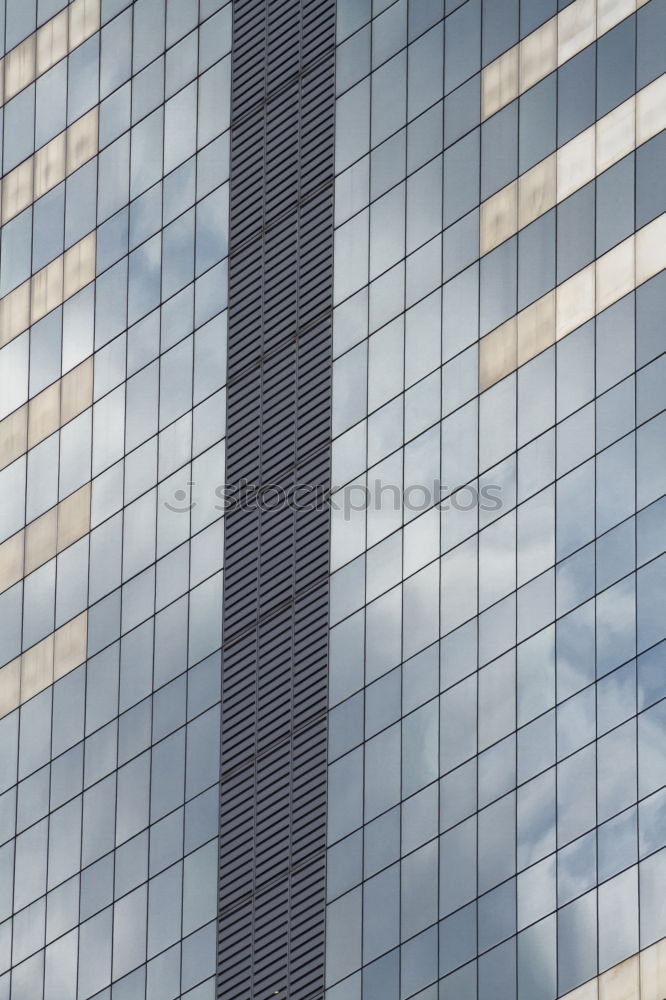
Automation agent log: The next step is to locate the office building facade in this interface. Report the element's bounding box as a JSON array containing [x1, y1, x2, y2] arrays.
[[0, 0, 230, 996], [0, 0, 665, 999]]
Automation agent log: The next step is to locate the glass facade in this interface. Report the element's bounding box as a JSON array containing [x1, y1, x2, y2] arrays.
[[0, 0, 230, 996], [1, 0, 666, 999], [327, 2, 666, 1000]]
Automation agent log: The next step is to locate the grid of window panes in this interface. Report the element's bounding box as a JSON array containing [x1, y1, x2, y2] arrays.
[[326, 2, 666, 1000], [0, 0, 230, 997]]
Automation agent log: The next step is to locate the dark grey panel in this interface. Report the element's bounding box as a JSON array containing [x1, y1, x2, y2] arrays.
[[218, 1, 335, 999]]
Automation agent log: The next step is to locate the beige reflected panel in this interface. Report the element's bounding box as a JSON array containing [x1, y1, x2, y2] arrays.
[[64, 232, 96, 299], [0, 483, 91, 595], [637, 74, 666, 144], [517, 289, 555, 366], [54, 611, 87, 681], [2, 108, 98, 227], [556, 261, 596, 340], [31, 255, 64, 325], [598, 0, 636, 32], [34, 132, 66, 203], [29, 354, 93, 449], [0, 612, 88, 718], [481, 0, 650, 121], [599, 954, 640, 1000], [481, 46, 519, 120], [0, 280, 30, 349], [69, 0, 101, 49], [596, 234, 635, 313], [66, 107, 98, 174], [480, 181, 517, 256], [558, 0, 596, 65], [560, 937, 666, 1000], [0, 356, 93, 472], [479, 290, 559, 390], [57, 482, 91, 552], [25, 507, 58, 576], [4, 34, 36, 104], [0, 659, 20, 718], [61, 357, 93, 425], [0, 532, 24, 594], [479, 318, 517, 391], [0, 230, 96, 348], [557, 124, 596, 202], [0, 404, 27, 471], [1, 157, 34, 225], [0, 358, 92, 470], [519, 17, 557, 92], [21, 633, 54, 703], [636, 212, 666, 284], [518, 153, 556, 230], [481, 73, 666, 256], [479, 213, 666, 391], [36, 6, 68, 76], [28, 380, 61, 449], [641, 938, 666, 1000], [597, 95, 635, 173], [1, 0, 100, 109]]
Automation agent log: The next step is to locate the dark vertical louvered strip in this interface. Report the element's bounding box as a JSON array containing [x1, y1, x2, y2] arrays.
[[219, 1, 335, 1000]]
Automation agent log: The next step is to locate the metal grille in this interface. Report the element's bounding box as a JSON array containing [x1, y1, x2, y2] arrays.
[[218, 3, 336, 1000]]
